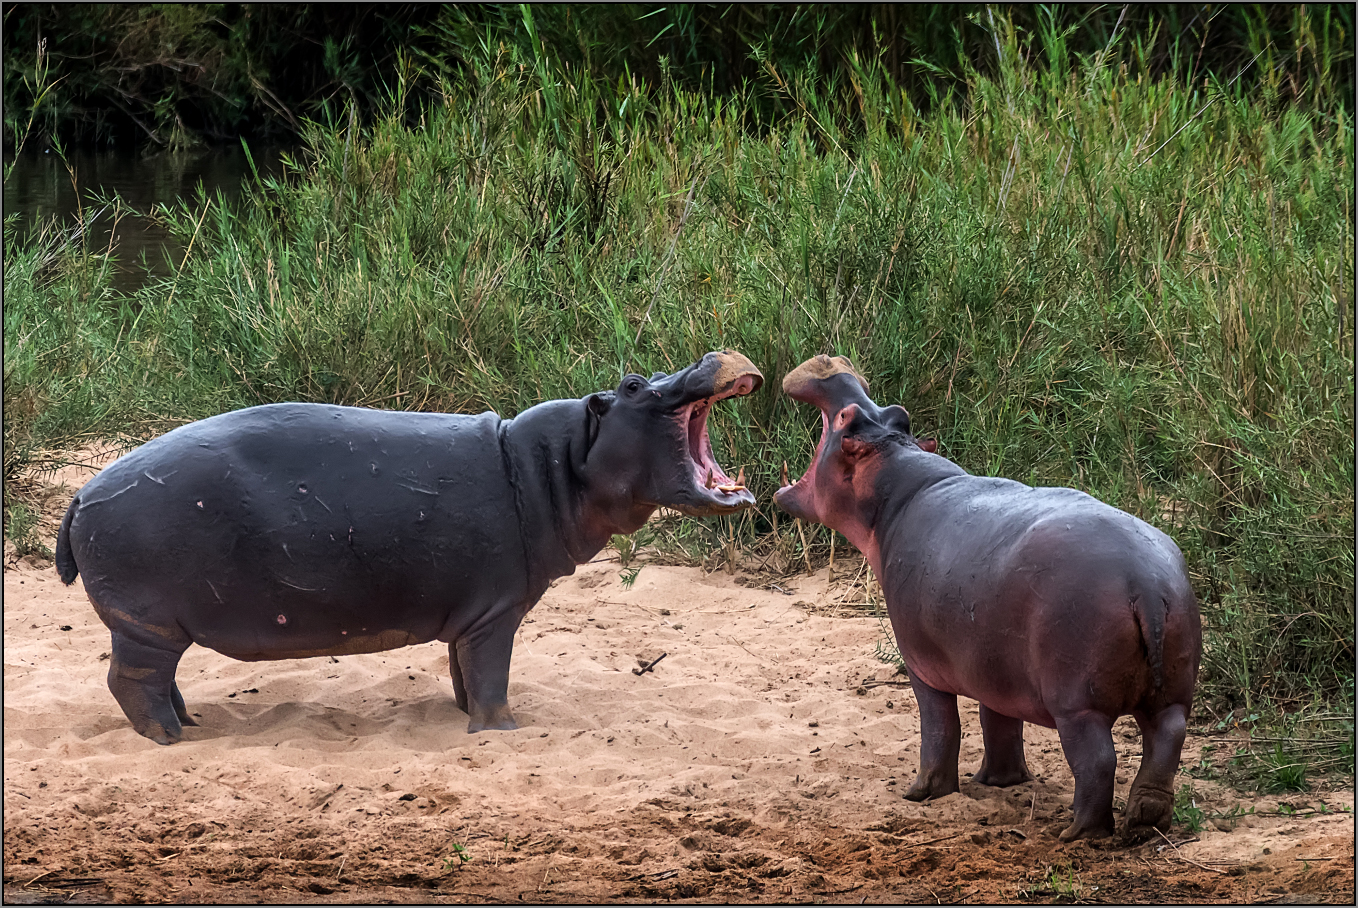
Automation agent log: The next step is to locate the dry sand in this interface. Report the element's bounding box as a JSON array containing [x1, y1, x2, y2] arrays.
[[3, 458, 1354, 904]]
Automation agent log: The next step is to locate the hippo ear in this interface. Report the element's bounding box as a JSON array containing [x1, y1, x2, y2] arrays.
[[585, 392, 612, 443], [881, 405, 912, 437], [578, 392, 614, 471]]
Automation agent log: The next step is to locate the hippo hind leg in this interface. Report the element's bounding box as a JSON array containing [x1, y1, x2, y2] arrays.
[[446, 642, 469, 715], [1053, 711, 1117, 841], [170, 681, 198, 727], [107, 631, 192, 745], [903, 673, 961, 801], [1122, 703, 1188, 839], [972, 705, 1034, 787]]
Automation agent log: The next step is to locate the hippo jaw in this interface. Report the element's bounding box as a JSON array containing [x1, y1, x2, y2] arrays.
[[773, 354, 920, 563], [673, 372, 761, 515], [583, 349, 764, 524], [657, 350, 763, 516], [773, 354, 875, 523]]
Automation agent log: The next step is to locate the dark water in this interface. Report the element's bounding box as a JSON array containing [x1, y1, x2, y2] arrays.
[[3, 144, 288, 293]]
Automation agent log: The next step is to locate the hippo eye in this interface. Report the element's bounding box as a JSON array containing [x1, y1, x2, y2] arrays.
[[625, 378, 644, 394]]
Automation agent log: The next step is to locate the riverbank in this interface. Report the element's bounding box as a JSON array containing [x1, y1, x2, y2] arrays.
[[5, 546, 1354, 904]]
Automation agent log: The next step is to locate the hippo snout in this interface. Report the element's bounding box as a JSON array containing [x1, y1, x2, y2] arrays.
[[703, 349, 764, 398]]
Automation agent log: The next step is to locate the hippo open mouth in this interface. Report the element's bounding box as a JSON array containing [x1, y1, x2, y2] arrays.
[[678, 372, 759, 512], [774, 407, 829, 509], [583, 349, 762, 519], [774, 354, 871, 519]]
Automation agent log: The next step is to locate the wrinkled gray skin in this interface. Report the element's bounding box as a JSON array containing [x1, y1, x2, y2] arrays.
[[56, 350, 762, 744], [774, 355, 1202, 842]]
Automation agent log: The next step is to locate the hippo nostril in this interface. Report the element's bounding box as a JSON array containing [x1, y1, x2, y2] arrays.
[[298, 484, 308, 494]]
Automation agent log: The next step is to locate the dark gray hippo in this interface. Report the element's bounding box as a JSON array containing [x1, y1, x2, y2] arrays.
[[773, 355, 1201, 841], [56, 350, 763, 743]]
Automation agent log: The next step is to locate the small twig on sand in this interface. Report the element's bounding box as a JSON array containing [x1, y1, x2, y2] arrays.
[[632, 652, 668, 675], [727, 636, 775, 664], [1153, 827, 1225, 874], [23, 870, 55, 888], [627, 868, 679, 882], [903, 832, 965, 849], [539, 855, 554, 891]]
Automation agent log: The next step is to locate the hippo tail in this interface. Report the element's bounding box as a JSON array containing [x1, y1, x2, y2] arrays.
[[55, 495, 80, 585], [1131, 592, 1167, 692]]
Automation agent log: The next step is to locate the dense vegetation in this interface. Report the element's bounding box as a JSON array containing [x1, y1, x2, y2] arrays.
[[5, 4, 1352, 148], [4, 6, 1352, 771]]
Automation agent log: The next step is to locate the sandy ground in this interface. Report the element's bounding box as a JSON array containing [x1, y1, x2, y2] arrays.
[[3, 458, 1354, 904]]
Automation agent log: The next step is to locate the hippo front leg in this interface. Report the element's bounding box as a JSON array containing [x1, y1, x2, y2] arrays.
[[451, 607, 523, 733], [903, 673, 961, 801]]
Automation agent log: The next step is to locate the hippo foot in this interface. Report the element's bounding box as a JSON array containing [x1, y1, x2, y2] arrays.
[[1122, 788, 1173, 836], [141, 722, 184, 746], [903, 775, 959, 802], [127, 709, 186, 745], [971, 765, 1034, 788], [466, 706, 517, 734], [1057, 813, 1115, 842]]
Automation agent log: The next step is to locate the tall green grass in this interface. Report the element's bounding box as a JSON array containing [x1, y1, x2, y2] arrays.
[[4, 13, 1352, 716]]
